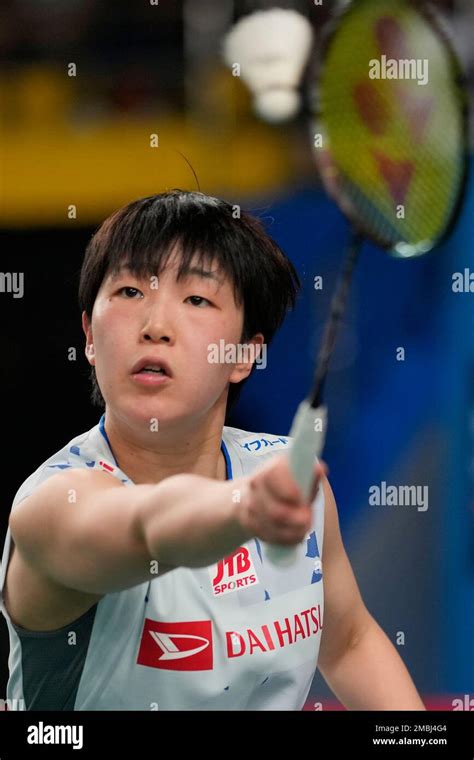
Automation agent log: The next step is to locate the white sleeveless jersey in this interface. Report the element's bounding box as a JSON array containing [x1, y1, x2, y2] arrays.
[[0, 415, 325, 711]]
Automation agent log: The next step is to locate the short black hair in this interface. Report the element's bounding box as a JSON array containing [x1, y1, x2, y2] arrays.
[[78, 190, 300, 416]]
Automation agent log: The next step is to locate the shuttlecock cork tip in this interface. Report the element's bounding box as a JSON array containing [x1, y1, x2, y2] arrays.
[[255, 89, 301, 122]]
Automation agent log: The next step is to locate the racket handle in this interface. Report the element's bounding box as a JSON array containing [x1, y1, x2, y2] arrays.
[[266, 401, 327, 567]]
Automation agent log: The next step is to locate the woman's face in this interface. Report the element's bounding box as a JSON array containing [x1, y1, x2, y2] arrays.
[[83, 252, 263, 433]]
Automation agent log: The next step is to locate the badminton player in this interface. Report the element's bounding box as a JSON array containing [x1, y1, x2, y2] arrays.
[[0, 191, 425, 710]]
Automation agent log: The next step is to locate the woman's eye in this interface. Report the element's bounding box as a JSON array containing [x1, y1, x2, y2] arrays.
[[118, 286, 143, 299], [186, 295, 212, 307]]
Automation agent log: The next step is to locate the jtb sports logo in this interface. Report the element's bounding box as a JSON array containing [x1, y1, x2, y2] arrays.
[[211, 546, 258, 596], [137, 619, 213, 670]]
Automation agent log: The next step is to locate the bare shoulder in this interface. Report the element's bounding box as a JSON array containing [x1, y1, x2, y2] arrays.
[[5, 468, 123, 632], [9, 467, 124, 539], [3, 545, 102, 632]]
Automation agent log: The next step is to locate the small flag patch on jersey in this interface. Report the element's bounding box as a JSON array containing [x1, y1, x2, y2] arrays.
[[98, 460, 115, 473]]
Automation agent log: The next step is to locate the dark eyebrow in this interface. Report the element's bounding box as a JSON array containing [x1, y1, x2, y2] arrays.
[[109, 267, 129, 282], [179, 266, 224, 285], [108, 265, 224, 285]]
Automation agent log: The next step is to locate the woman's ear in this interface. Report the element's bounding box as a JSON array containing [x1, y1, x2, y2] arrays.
[[82, 311, 95, 366], [229, 332, 265, 383]]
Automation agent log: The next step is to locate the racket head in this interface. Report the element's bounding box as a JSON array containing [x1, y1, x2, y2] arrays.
[[309, 0, 470, 257]]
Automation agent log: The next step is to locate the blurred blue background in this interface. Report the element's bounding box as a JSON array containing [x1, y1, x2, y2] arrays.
[[229, 172, 474, 705]]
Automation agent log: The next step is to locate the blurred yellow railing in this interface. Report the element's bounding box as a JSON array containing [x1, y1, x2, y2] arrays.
[[0, 66, 293, 226]]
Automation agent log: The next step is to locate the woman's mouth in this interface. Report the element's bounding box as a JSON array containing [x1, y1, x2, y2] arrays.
[[131, 369, 171, 387]]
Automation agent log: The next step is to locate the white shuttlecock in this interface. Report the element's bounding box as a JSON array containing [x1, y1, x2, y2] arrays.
[[223, 9, 314, 124]]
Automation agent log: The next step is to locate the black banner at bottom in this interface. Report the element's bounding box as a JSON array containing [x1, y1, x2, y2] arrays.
[[0, 710, 473, 757]]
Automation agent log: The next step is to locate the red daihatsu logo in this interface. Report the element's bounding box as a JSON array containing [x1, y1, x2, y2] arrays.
[[137, 618, 213, 671]]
